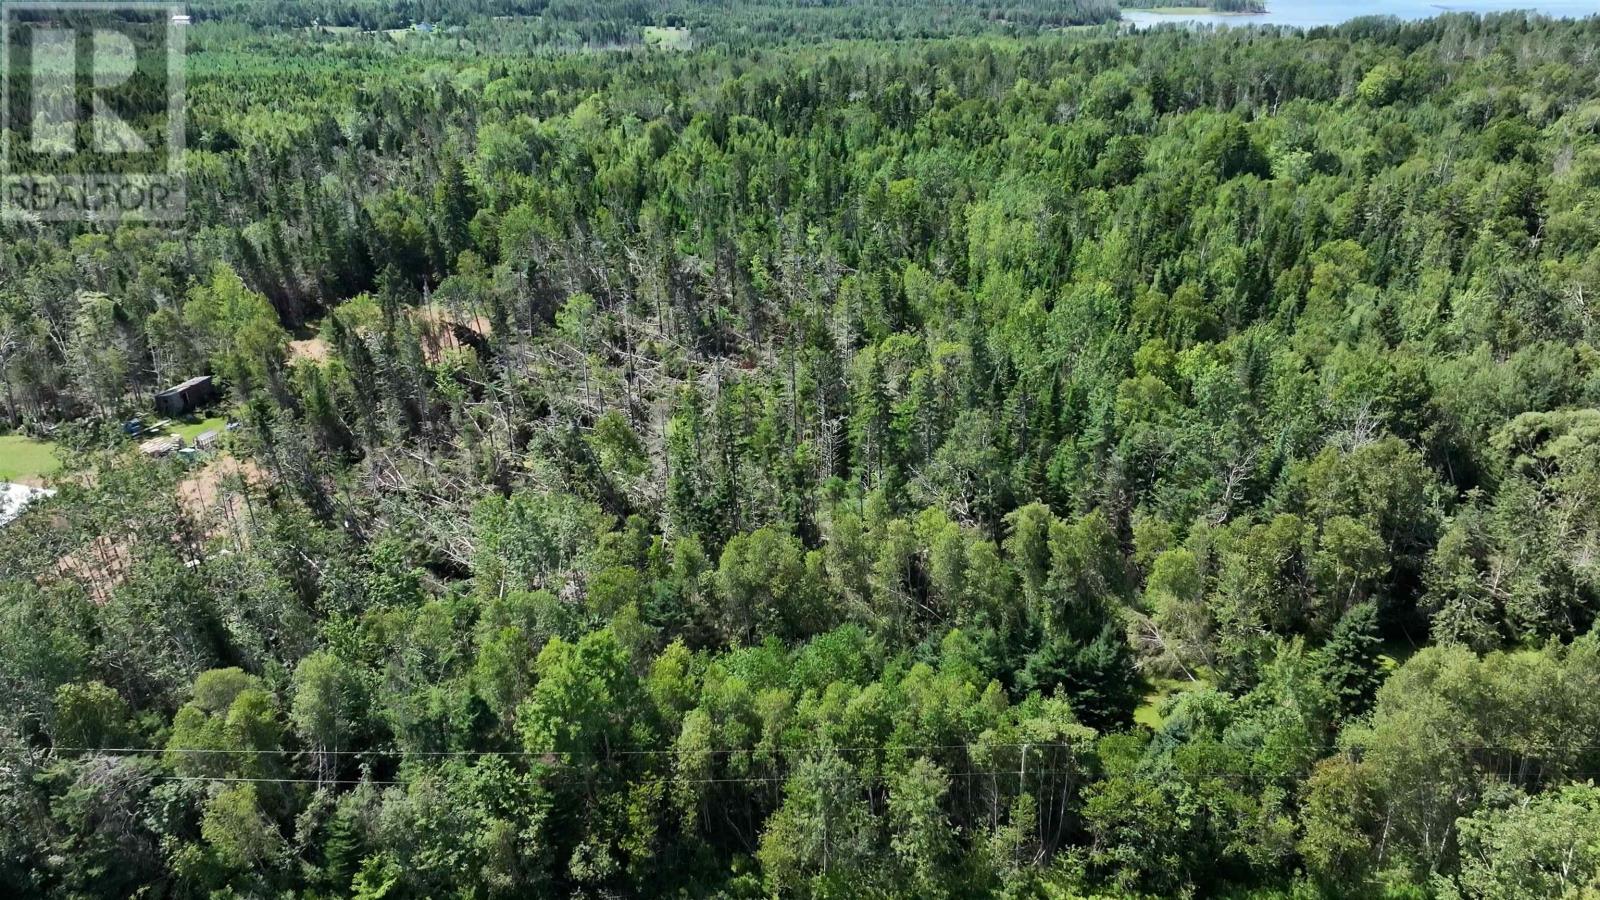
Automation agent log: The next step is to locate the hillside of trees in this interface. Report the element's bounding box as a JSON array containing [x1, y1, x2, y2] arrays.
[[5, 7, 1600, 898], [185, 0, 1121, 43], [1121, 0, 1266, 13]]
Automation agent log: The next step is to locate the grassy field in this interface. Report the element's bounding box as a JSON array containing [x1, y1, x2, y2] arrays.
[[0, 434, 62, 484], [0, 415, 228, 484], [1134, 675, 1210, 729], [643, 26, 692, 51], [172, 414, 229, 443]]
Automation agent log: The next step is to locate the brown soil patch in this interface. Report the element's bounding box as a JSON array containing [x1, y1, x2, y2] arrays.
[[412, 306, 491, 363], [179, 455, 264, 521], [289, 337, 331, 363], [41, 457, 264, 605], [54, 534, 133, 605]]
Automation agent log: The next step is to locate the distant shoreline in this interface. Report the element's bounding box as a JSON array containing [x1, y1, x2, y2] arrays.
[[1134, 6, 1266, 15]]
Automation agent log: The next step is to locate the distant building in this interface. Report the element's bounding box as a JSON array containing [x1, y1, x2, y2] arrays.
[[154, 376, 216, 416]]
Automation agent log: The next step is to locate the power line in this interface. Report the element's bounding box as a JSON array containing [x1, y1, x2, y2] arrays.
[[144, 768, 1087, 788], [49, 742, 1600, 758], [47, 740, 1084, 758], [45, 752, 1600, 791], [43, 741, 1096, 789]]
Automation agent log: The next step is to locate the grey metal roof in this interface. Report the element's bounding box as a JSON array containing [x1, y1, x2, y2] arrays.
[[156, 375, 213, 397]]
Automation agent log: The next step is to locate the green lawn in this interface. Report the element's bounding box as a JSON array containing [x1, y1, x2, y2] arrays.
[[1378, 635, 1420, 675], [1135, 675, 1211, 729], [172, 414, 229, 443], [643, 26, 692, 50], [0, 434, 62, 484], [0, 416, 227, 484]]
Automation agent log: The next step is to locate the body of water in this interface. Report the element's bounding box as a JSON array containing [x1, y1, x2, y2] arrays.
[[1122, 0, 1600, 29]]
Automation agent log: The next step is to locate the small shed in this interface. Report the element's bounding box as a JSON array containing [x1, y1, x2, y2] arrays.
[[154, 376, 216, 416]]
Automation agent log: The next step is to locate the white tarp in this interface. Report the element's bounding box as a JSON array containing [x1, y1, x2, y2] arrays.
[[0, 482, 54, 527]]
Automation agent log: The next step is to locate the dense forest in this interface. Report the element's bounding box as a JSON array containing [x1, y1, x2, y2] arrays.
[[186, 0, 1121, 43], [5, 3, 1600, 897]]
